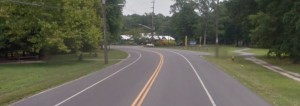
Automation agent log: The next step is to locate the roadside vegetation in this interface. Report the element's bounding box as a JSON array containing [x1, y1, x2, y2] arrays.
[[122, 0, 300, 63], [126, 0, 300, 105], [0, 49, 127, 105], [244, 48, 269, 56], [0, 1, 126, 105], [260, 57, 300, 75], [0, 0, 124, 62], [244, 48, 300, 74], [206, 55, 300, 106], [168, 45, 300, 106]]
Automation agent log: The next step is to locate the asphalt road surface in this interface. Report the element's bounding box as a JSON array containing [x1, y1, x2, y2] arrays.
[[12, 46, 271, 106]]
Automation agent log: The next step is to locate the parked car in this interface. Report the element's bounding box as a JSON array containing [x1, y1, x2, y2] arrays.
[[145, 43, 155, 47]]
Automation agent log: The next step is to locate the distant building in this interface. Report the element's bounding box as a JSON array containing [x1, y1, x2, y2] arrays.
[[120, 35, 133, 40], [140, 33, 175, 40], [120, 33, 175, 45]]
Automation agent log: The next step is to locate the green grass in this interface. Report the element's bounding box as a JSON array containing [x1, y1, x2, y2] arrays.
[[201, 47, 300, 106], [163, 45, 300, 106], [205, 56, 300, 106], [258, 57, 300, 74], [243, 48, 300, 74], [0, 49, 127, 105], [160, 45, 240, 56], [245, 48, 269, 56]]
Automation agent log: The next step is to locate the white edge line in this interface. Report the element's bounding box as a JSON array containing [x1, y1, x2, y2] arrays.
[[169, 51, 217, 106], [11, 51, 133, 106], [54, 52, 142, 106]]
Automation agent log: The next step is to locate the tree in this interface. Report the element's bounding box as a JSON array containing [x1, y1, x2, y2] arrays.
[[156, 16, 175, 36], [122, 14, 152, 33], [106, 0, 125, 44], [122, 13, 172, 35], [0, 0, 47, 57], [194, 0, 215, 45], [222, 0, 258, 46], [171, 1, 199, 43], [122, 14, 175, 45], [123, 28, 146, 44], [249, 0, 300, 62], [0, 0, 103, 61]]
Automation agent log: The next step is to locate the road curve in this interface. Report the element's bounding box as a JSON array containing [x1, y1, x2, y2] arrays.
[[12, 46, 270, 106]]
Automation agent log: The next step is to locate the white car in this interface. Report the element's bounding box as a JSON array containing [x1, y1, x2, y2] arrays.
[[145, 43, 155, 47]]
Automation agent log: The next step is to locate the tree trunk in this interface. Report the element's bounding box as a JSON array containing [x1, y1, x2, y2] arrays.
[[100, 43, 103, 50], [11, 51, 14, 57], [276, 53, 281, 58], [5, 52, 8, 58], [94, 52, 98, 57], [293, 56, 299, 64], [203, 22, 208, 46], [78, 53, 83, 61], [45, 51, 52, 64], [23, 51, 26, 56], [39, 49, 45, 59]]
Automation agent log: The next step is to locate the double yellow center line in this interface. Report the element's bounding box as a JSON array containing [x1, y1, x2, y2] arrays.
[[131, 52, 164, 106]]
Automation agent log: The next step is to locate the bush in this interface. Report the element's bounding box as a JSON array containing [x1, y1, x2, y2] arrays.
[[155, 40, 176, 46]]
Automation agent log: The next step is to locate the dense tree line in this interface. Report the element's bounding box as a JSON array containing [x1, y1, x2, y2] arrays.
[[0, 0, 124, 60], [122, 13, 174, 35], [223, 0, 300, 62], [248, 1, 300, 62], [106, 0, 125, 44], [195, 0, 300, 62], [122, 1, 213, 44], [171, 1, 200, 43], [122, 13, 175, 44], [122, 0, 300, 62]]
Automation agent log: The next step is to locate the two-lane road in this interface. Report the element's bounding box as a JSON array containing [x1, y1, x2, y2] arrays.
[[13, 46, 270, 106]]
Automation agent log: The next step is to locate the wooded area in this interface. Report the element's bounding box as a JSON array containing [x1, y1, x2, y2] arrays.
[[122, 0, 300, 62], [0, 0, 124, 60], [0, 0, 299, 62]]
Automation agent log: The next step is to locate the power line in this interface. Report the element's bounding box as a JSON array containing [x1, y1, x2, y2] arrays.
[[151, 0, 155, 30], [132, 0, 150, 11], [123, 8, 144, 14], [123, 1, 152, 15], [4, 0, 60, 9], [151, 0, 155, 43]]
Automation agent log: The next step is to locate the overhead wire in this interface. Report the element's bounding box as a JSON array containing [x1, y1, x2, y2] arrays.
[[3, 0, 60, 9], [2, 0, 154, 15], [123, 0, 153, 15], [132, 0, 151, 11], [123, 8, 142, 14]]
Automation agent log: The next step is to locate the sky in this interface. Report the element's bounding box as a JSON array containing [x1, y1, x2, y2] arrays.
[[123, 0, 175, 16]]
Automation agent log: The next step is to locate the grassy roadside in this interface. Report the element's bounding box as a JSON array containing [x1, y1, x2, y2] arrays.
[[0, 49, 127, 105], [260, 57, 300, 74], [244, 48, 300, 74], [204, 47, 300, 106], [205, 56, 300, 106], [163, 46, 300, 106], [159, 45, 238, 55], [244, 48, 269, 56]]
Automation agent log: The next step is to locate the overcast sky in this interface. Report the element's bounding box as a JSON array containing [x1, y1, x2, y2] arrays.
[[123, 0, 174, 16]]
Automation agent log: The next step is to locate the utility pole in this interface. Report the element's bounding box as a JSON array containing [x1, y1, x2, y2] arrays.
[[215, 0, 220, 57], [101, 0, 108, 64], [204, 21, 207, 46], [151, 0, 155, 44]]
